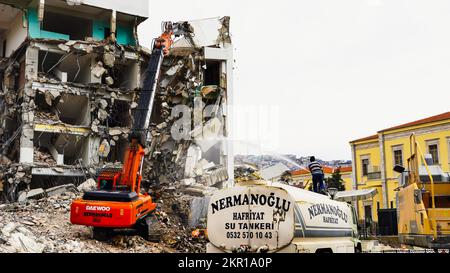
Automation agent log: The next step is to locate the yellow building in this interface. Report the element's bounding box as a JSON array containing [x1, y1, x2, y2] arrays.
[[290, 166, 353, 191], [349, 112, 450, 223]]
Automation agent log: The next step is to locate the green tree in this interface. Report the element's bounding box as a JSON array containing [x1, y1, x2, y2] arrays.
[[325, 167, 346, 191]]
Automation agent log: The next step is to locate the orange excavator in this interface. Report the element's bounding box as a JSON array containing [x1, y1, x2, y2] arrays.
[[70, 22, 182, 241]]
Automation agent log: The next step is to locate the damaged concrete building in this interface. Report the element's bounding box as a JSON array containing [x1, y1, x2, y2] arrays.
[[0, 0, 234, 202]]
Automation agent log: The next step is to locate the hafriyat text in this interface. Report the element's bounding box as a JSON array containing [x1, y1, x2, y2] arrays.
[[233, 212, 265, 220], [211, 192, 291, 214], [307, 203, 348, 223]]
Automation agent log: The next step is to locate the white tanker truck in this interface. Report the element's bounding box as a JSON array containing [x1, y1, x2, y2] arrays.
[[206, 180, 361, 253]]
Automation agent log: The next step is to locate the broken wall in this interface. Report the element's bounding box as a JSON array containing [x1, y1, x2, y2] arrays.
[[2, 8, 27, 58], [143, 17, 234, 196]]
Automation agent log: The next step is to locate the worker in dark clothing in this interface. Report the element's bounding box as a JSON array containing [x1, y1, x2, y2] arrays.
[[308, 156, 325, 193]]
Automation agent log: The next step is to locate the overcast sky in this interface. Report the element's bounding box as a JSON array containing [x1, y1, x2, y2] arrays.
[[138, 0, 450, 160]]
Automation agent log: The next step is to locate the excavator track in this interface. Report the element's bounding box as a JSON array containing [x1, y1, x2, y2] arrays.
[[92, 227, 114, 241], [136, 214, 163, 243]]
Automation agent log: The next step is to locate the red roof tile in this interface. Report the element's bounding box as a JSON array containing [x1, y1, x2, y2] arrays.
[[290, 169, 309, 175], [350, 134, 378, 143], [379, 111, 450, 132], [349, 112, 450, 144], [336, 166, 352, 173]]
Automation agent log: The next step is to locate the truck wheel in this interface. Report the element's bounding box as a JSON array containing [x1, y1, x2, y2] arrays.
[[144, 214, 163, 243], [92, 227, 112, 241]]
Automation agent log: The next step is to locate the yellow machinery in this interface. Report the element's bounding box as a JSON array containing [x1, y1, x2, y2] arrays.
[[396, 134, 450, 249]]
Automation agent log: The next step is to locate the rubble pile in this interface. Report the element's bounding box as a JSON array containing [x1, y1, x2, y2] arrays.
[[34, 111, 60, 125], [144, 35, 230, 194], [34, 148, 57, 165], [143, 46, 204, 187], [234, 164, 263, 182], [0, 182, 208, 253], [0, 164, 32, 202], [152, 190, 208, 252]]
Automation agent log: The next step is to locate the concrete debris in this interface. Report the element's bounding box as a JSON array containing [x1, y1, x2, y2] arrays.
[[65, 40, 78, 46], [188, 196, 210, 228], [34, 148, 57, 165], [17, 184, 77, 203], [180, 178, 196, 187], [2, 222, 18, 237], [58, 44, 71, 52], [0, 156, 12, 165], [98, 139, 111, 158], [105, 76, 114, 86], [97, 108, 109, 121], [103, 52, 116, 68], [98, 99, 108, 109], [18, 188, 45, 202], [8, 232, 46, 253], [234, 165, 263, 182], [46, 184, 78, 197], [156, 122, 167, 130], [92, 62, 107, 78], [77, 178, 97, 192], [34, 111, 60, 124], [53, 167, 65, 173], [108, 128, 123, 136]]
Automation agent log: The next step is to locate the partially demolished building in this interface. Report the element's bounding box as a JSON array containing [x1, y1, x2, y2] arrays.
[[0, 0, 234, 202]]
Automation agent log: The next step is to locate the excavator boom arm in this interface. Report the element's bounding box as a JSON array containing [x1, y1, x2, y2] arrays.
[[120, 24, 176, 192]]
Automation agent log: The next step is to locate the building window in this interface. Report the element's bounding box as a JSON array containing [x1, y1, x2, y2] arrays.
[[393, 148, 403, 166], [362, 158, 369, 176], [390, 201, 394, 208], [426, 140, 440, 164], [43, 11, 93, 41]]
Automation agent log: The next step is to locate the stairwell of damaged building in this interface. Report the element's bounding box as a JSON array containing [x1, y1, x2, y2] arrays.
[[0, 0, 234, 215]]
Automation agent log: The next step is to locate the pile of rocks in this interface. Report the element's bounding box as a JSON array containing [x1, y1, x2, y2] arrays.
[[33, 148, 57, 165], [153, 191, 208, 253], [234, 164, 263, 182], [34, 111, 60, 125]]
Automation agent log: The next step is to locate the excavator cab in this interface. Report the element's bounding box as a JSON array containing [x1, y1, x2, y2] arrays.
[[97, 168, 121, 191]]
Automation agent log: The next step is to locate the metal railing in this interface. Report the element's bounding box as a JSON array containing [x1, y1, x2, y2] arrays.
[[358, 220, 378, 239]]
